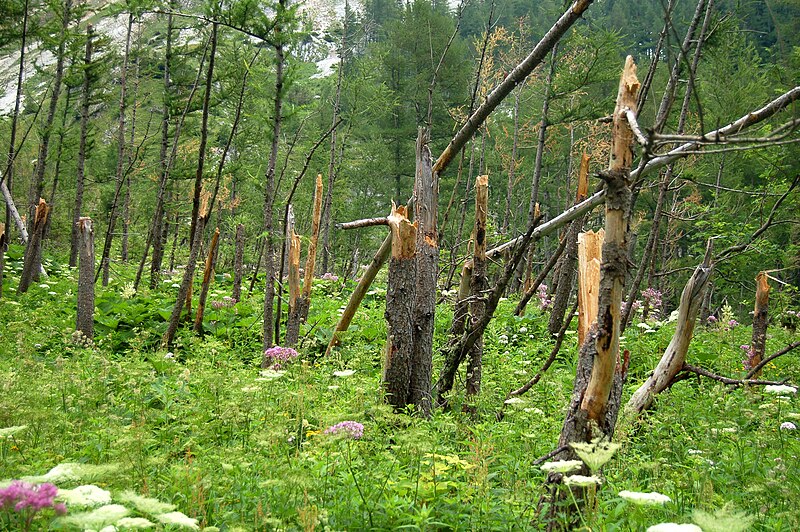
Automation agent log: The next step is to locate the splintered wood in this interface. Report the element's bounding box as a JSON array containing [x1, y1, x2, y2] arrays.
[[577, 229, 604, 348]]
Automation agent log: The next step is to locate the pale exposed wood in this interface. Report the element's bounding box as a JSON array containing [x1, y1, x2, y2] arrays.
[[302, 174, 324, 300], [749, 271, 770, 377], [466, 174, 489, 401], [326, 233, 392, 355], [336, 217, 389, 230], [580, 56, 639, 426], [623, 251, 713, 418], [577, 229, 603, 347], [76, 217, 94, 339], [284, 229, 302, 346], [18, 199, 49, 294]]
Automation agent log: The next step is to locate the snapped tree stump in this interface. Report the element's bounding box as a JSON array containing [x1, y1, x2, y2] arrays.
[[749, 271, 770, 376], [76, 217, 95, 339]]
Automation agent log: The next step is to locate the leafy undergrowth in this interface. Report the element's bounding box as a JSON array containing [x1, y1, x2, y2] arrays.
[[1, 254, 798, 530]]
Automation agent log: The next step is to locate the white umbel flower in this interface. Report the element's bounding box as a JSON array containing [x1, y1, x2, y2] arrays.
[[333, 370, 355, 377], [618, 490, 671, 505], [540, 460, 583, 474], [116, 491, 175, 515], [58, 485, 113, 507], [115, 517, 155, 529], [0, 425, 27, 439], [764, 385, 797, 394], [647, 524, 702, 532], [157, 511, 200, 530], [562, 474, 602, 487]]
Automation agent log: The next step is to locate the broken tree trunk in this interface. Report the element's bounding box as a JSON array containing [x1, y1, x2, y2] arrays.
[[623, 244, 713, 419], [232, 223, 245, 302], [577, 229, 604, 347], [0, 224, 5, 298], [749, 271, 770, 377], [76, 217, 95, 340], [410, 129, 437, 415], [383, 204, 417, 411], [326, 233, 392, 355], [285, 229, 302, 346], [297, 173, 324, 322], [547, 153, 590, 336], [18, 199, 49, 294], [193, 227, 220, 334], [466, 174, 488, 403]]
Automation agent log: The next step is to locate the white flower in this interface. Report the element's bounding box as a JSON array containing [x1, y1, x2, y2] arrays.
[[504, 397, 524, 405], [333, 369, 355, 377], [498, 334, 509, 345], [327, 385, 340, 391], [241, 386, 259, 392], [618, 490, 671, 505], [58, 485, 112, 507], [0, 425, 27, 439], [64, 504, 130, 530], [48, 291, 57, 296], [563, 474, 602, 487], [519, 326, 528, 334], [116, 491, 175, 515], [765, 385, 797, 394], [524, 407, 544, 415], [540, 460, 583, 473], [570, 438, 621, 473], [780, 421, 797, 431], [258, 369, 285, 380], [157, 511, 199, 530], [647, 524, 702, 532], [39, 283, 50, 289], [115, 517, 155, 529], [687, 449, 703, 455]]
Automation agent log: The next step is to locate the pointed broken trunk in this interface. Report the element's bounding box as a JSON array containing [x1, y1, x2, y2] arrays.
[[285, 229, 303, 346], [18, 199, 49, 294], [465, 174, 488, 404], [577, 229, 604, 347], [194, 227, 221, 334], [749, 271, 770, 377]]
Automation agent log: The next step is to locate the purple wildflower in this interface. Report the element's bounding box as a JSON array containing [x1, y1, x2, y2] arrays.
[[537, 284, 553, 310], [321, 272, 339, 281], [707, 315, 717, 324], [740, 344, 757, 369], [728, 319, 739, 328], [780, 422, 797, 431], [324, 421, 364, 439], [0, 481, 66, 530], [263, 346, 300, 370]]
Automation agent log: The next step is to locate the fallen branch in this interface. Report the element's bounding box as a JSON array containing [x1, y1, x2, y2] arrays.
[[675, 363, 788, 387], [336, 217, 390, 230], [744, 340, 800, 380]]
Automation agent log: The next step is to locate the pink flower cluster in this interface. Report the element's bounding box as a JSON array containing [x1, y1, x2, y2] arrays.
[[0, 481, 66, 530], [324, 421, 364, 439], [740, 344, 757, 370], [263, 346, 300, 370], [707, 315, 718, 324], [211, 296, 237, 310], [537, 284, 552, 310], [642, 288, 662, 311], [321, 272, 339, 281]]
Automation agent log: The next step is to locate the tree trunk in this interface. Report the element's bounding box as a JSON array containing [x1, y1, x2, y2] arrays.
[[263, 5, 286, 351], [149, 9, 174, 289], [18, 199, 49, 294], [383, 204, 417, 411], [121, 20, 143, 264], [465, 174, 488, 404], [749, 271, 770, 376], [502, 85, 523, 234], [28, 0, 72, 234], [410, 129, 437, 415], [0, 224, 5, 298], [194, 227, 220, 334], [623, 251, 713, 419], [98, 13, 132, 286], [70, 25, 94, 268], [327, 233, 392, 355], [232, 223, 245, 302], [76, 217, 95, 339]]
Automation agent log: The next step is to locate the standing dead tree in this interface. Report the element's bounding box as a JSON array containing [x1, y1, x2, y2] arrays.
[[749, 271, 770, 377], [76, 218, 95, 340], [194, 227, 220, 334], [18, 199, 50, 294], [465, 174, 488, 406]]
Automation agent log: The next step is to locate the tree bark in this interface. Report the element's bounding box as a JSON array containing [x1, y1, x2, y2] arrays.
[[232, 223, 245, 302], [99, 12, 133, 286], [383, 204, 417, 411], [465, 174, 488, 404], [189, 22, 218, 246], [297, 173, 324, 322], [18, 199, 49, 294], [70, 25, 94, 268], [194, 227, 220, 334], [0, 224, 5, 298], [76, 217, 95, 339], [749, 271, 770, 376], [263, 3, 286, 351], [410, 129, 437, 415]]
